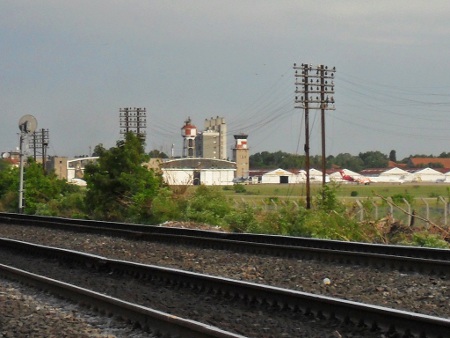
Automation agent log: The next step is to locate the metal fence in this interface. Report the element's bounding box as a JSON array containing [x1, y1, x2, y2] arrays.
[[236, 196, 450, 228]]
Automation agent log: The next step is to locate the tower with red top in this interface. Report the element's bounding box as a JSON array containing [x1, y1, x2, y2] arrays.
[[181, 117, 197, 158], [233, 134, 249, 178]]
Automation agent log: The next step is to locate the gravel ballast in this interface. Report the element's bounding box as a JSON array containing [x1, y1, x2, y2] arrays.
[[0, 222, 449, 336]]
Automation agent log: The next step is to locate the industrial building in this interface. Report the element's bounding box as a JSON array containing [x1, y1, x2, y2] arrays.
[[160, 158, 235, 185]]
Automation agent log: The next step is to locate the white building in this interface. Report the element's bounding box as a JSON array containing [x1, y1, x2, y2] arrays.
[[160, 158, 235, 186], [66, 156, 98, 184], [376, 167, 410, 183], [261, 168, 296, 184], [409, 167, 445, 183]]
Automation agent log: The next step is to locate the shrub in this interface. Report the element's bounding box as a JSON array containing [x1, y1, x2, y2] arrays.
[[411, 233, 450, 249], [184, 185, 232, 226], [233, 184, 246, 193], [224, 204, 258, 233]]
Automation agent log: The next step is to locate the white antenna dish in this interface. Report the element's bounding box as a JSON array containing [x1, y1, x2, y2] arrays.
[[18, 115, 38, 134], [1, 152, 10, 159]]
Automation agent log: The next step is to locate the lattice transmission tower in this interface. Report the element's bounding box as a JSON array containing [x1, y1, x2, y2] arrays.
[[119, 107, 147, 141]]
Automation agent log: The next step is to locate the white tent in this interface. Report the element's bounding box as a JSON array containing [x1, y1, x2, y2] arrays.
[[410, 168, 445, 183], [377, 167, 410, 183], [261, 168, 295, 184]]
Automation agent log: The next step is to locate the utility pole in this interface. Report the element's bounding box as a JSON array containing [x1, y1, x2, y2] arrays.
[[119, 107, 147, 141], [18, 115, 38, 213], [294, 63, 335, 209]]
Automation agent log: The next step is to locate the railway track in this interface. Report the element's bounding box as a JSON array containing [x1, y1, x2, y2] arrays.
[[1, 237, 449, 337], [1, 212, 450, 275]]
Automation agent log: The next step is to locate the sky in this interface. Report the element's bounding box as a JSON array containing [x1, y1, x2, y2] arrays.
[[2, 1, 450, 161]]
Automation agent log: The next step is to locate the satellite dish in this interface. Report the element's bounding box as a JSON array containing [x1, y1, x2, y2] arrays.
[[18, 115, 37, 134], [1, 152, 10, 159]]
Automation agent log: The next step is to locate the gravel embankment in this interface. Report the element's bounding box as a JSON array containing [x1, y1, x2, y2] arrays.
[[0, 278, 155, 337], [0, 222, 449, 337]]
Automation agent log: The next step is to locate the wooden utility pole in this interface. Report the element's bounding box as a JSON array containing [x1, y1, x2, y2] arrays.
[[294, 63, 335, 208]]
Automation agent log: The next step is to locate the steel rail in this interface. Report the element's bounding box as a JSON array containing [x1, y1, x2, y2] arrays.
[[1, 237, 449, 338], [0, 263, 244, 338], [1, 213, 450, 275], [2, 212, 450, 260]]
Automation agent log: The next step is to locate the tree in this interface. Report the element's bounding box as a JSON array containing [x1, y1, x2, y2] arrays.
[[83, 133, 164, 222], [389, 150, 397, 162], [0, 158, 77, 214], [439, 152, 450, 158], [149, 149, 168, 158], [358, 151, 389, 169], [0, 159, 11, 172], [331, 153, 364, 172], [0, 162, 19, 211]]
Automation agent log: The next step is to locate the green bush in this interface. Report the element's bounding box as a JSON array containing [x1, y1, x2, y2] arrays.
[[350, 191, 358, 197], [151, 188, 183, 223], [391, 192, 413, 205], [233, 184, 246, 193], [224, 204, 258, 233], [184, 185, 232, 226], [411, 233, 450, 248]]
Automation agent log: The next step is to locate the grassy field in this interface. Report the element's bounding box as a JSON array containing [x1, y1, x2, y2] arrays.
[[217, 182, 450, 227], [219, 182, 450, 201]]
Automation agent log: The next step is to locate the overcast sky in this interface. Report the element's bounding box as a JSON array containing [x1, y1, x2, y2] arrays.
[[2, 1, 450, 161]]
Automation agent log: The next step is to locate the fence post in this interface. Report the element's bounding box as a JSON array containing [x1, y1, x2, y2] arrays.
[[421, 198, 429, 228], [403, 198, 411, 226], [387, 197, 394, 222], [371, 200, 378, 220], [271, 200, 278, 210], [439, 196, 447, 225], [356, 199, 364, 221]]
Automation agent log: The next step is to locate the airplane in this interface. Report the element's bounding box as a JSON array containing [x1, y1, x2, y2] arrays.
[[339, 170, 371, 185]]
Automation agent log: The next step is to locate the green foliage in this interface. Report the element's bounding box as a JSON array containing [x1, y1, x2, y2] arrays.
[[0, 159, 11, 171], [233, 184, 246, 193], [83, 132, 163, 222], [390, 191, 413, 205], [249, 150, 391, 172], [0, 158, 82, 214], [224, 204, 259, 233], [0, 164, 19, 210], [389, 150, 397, 162], [411, 233, 450, 248], [358, 151, 389, 168], [350, 191, 358, 197], [258, 202, 309, 236], [150, 188, 184, 223], [184, 185, 232, 226], [314, 183, 345, 213], [148, 149, 168, 158], [332, 153, 364, 172], [266, 196, 279, 203]]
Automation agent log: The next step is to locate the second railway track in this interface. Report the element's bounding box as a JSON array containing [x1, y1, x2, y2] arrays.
[[1, 212, 450, 274], [0, 213, 450, 336], [1, 238, 449, 337]]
